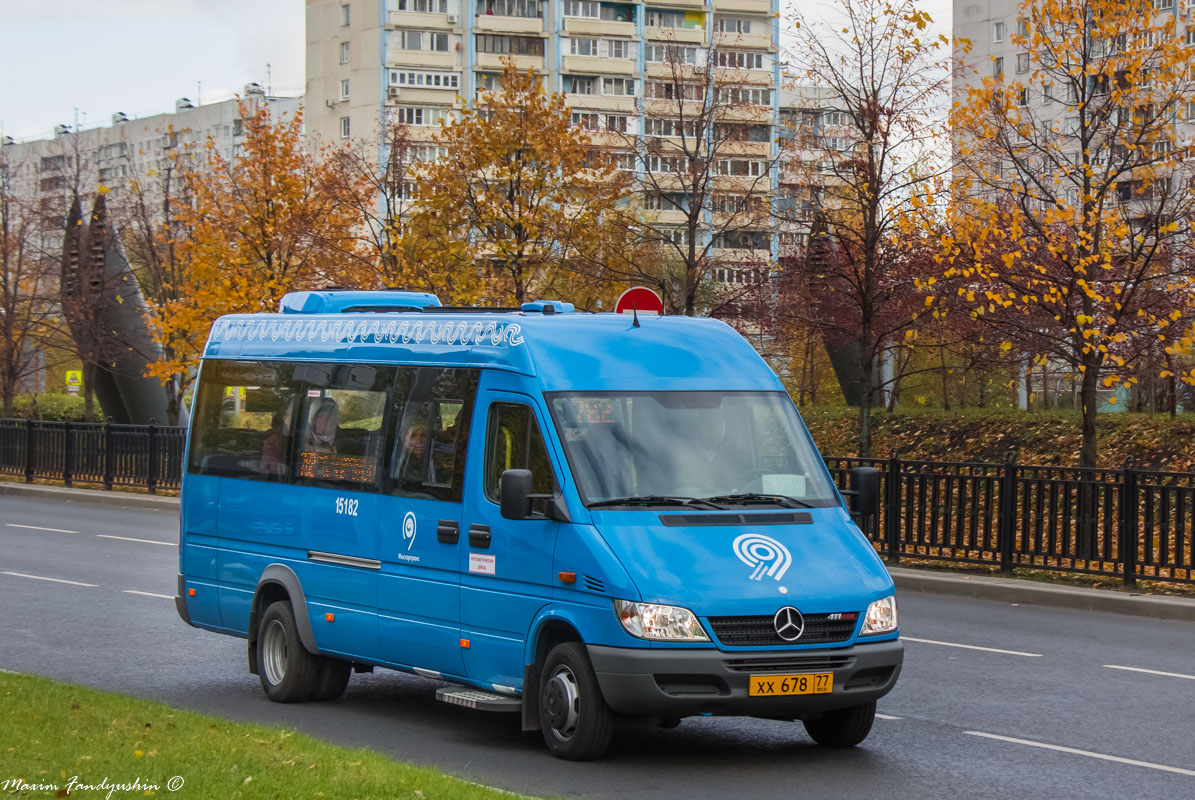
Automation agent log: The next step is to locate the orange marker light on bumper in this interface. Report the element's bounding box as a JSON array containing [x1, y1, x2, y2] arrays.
[[558, 571, 577, 584]]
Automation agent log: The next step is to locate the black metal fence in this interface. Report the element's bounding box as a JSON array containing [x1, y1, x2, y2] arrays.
[[0, 418, 185, 493], [825, 454, 1194, 587], [2, 419, 1192, 586]]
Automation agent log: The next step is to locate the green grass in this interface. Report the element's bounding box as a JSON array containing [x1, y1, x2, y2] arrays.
[[0, 672, 534, 799]]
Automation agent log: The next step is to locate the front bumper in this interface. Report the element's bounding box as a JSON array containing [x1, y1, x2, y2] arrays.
[[588, 638, 902, 719]]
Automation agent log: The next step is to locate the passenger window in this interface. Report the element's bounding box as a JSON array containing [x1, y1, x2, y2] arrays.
[[294, 363, 392, 488], [187, 360, 298, 481], [390, 368, 479, 502], [484, 403, 556, 504]]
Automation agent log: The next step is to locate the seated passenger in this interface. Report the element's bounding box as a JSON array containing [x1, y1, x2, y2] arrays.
[[259, 397, 296, 478], [306, 398, 340, 455]]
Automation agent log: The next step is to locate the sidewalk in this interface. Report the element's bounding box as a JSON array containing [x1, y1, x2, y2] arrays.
[[3, 481, 1193, 622]]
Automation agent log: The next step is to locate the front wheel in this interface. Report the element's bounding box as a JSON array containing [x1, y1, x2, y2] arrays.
[[538, 642, 615, 760], [257, 601, 319, 703], [310, 657, 352, 701], [802, 701, 877, 747]]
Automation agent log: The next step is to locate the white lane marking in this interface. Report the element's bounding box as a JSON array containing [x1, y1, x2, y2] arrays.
[[123, 590, 173, 600], [965, 731, 1195, 777], [5, 523, 80, 534], [1104, 664, 1195, 682], [902, 636, 1042, 658], [1, 571, 97, 588], [97, 534, 174, 547], [875, 713, 903, 720]]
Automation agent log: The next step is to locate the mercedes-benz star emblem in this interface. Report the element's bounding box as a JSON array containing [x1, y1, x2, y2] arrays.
[[773, 606, 805, 642]]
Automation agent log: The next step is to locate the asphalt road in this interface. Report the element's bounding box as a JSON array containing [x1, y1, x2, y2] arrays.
[[2, 494, 1194, 799]]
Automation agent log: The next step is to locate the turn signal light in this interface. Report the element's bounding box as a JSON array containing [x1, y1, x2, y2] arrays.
[[187, 588, 196, 597], [325, 613, 335, 622], [460, 638, 471, 649], [558, 571, 577, 584]]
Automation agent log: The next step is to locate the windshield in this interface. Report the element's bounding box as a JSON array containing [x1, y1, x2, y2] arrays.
[[547, 391, 840, 507]]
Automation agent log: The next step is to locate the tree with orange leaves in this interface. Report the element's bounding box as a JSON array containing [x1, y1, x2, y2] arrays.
[[948, 0, 1195, 466], [146, 98, 368, 386]]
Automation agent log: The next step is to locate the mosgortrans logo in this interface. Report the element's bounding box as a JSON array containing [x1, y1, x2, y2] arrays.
[[732, 533, 792, 581]]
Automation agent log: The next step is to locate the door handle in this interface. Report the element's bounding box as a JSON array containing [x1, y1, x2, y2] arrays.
[[437, 520, 459, 544], [468, 524, 492, 549]]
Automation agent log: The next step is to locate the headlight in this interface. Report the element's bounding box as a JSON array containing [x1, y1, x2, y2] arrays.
[[613, 599, 710, 642], [860, 595, 897, 636]]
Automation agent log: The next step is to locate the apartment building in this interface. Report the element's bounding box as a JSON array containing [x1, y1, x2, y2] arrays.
[[2, 87, 302, 230], [306, 0, 781, 267]]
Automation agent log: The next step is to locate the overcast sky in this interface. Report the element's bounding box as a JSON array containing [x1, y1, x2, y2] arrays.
[[1, 0, 952, 142]]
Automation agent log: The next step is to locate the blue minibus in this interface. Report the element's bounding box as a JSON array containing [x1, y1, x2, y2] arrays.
[[176, 290, 902, 760]]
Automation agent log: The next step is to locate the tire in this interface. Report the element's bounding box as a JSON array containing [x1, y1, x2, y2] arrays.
[[256, 601, 320, 703], [309, 657, 352, 701], [538, 642, 615, 761], [802, 701, 877, 747]]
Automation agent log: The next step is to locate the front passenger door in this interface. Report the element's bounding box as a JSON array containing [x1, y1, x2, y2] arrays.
[[460, 390, 561, 690]]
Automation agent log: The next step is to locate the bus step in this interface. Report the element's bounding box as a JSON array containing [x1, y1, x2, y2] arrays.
[[435, 687, 522, 712]]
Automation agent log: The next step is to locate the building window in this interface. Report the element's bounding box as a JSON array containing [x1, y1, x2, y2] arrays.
[[604, 114, 628, 132], [613, 151, 635, 171], [390, 70, 460, 88], [645, 43, 697, 64], [563, 0, 599, 18], [645, 117, 695, 137], [992, 56, 1004, 78], [602, 77, 635, 96], [480, 0, 542, 17], [1016, 18, 1028, 38], [401, 30, 449, 51], [648, 10, 689, 28], [391, 106, 451, 126], [606, 39, 629, 59], [1016, 88, 1028, 106], [340, 116, 351, 138], [1042, 83, 1053, 101], [714, 16, 752, 34], [1016, 53, 1029, 73], [993, 21, 1005, 42], [571, 111, 600, 129], [646, 80, 702, 100], [341, 3, 350, 26], [340, 79, 350, 100], [716, 158, 765, 177], [475, 34, 545, 55], [713, 50, 765, 70], [717, 86, 771, 105], [398, 0, 448, 10], [1155, 0, 1175, 9], [340, 42, 350, 64], [568, 76, 596, 94], [570, 37, 597, 56]]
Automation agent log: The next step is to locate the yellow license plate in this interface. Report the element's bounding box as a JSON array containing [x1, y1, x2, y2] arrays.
[[748, 672, 833, 697]]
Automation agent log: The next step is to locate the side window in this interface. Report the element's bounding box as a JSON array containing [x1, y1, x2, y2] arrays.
[[187, 360, 299, 481], [293, 363, 392, 488], [484, 402, 556, 504], [390, 367, 479, 502]]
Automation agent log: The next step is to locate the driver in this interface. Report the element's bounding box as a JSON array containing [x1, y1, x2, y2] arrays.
[[695, 410, 747, 491]]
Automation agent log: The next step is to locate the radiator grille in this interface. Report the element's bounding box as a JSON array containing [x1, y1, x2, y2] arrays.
[[707, 613, 857, 647]]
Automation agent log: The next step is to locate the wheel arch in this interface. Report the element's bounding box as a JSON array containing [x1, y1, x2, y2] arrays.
[[521, 609, 585, 732], [246, 565, 318, 675]]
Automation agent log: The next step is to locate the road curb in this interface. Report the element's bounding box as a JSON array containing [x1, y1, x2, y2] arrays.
[[0, 482, 178, 512], [890, 567, 1195, 622]]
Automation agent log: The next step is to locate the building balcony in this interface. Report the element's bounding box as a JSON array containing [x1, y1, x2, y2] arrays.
[[473, 14, 545, 34], [645, 208, 689, 225], [718, 140, 771, 157], [645, 25, 707, 44], [563, 18, 636, 38], [475, 52, 544, 71], [713, 0, 772, 13], [711, 247, 773, 264], [712, 67, 772, 86], [562, 56, 636, 75], [563, 93, 637, 112], [713, 31, 773, 50], [386, 86, 462, 105], [649, 0, 709, 8], [386, 51, 460, 69], [387, 11, 455, 29]]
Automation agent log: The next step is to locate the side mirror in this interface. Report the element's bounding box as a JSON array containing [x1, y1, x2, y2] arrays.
[[849, 466, 879, 518], [500, 469, 533, 520]]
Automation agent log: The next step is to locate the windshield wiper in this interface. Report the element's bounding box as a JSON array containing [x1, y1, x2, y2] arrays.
[[701, 493, 815, 509], [588, 495, 724, 510]]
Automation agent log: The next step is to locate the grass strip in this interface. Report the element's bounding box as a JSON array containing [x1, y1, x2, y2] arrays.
[[0, 672, 535, 799]]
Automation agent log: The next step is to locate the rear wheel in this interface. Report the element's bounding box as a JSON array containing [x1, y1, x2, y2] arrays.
[[310, 657, 352, 701], [257, 601, 319, 703], [538, 642, 614, 761], [802, 701, 877, 747]]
